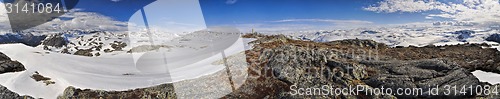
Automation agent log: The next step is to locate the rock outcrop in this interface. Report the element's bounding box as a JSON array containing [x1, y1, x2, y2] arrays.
[[110, 41, 127, 51], [42, 34, 68, 48], [0, 85, 34, 99], [486, 34, 500, 43], [381, 43, 500, 73], [223, 34, 500, 98], [0, 52, 26, 74], [362, 59, 480, 98], [73, 48, 94, 57], [58, 84, 177, 99]]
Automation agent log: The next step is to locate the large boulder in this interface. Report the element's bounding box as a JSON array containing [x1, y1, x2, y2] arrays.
[[361, 59, 480, 98], [0, 61, 26, 74], [486, 34, 500, 43], [0, 52, 26, 74]]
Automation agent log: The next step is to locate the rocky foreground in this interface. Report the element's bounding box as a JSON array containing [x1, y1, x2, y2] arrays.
[[2, 34, 500, 98], [222, 34, 500, 98]]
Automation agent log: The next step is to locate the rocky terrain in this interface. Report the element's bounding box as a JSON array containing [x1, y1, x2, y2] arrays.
[[57, 84, 177, 99], [0, 52, 26, 74], [229, 34, 500, 98], [49, 34, 500, 99]]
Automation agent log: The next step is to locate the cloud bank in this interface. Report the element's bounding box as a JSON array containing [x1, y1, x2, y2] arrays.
[[364, 0, 500, 26]]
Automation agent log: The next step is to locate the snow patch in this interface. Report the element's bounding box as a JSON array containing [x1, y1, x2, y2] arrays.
[[472, 70, 500, 85]]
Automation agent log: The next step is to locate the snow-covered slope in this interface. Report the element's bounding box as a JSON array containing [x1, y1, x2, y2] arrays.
[[0, 34, 247, 98]]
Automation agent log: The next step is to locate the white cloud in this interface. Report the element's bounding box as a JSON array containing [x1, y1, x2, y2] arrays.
[[364, 0, 500, 26], [270, 19, 374, 25], [31, 10, 128, 32], [111, 0, 121, 2], [364, 0, 447, 13]]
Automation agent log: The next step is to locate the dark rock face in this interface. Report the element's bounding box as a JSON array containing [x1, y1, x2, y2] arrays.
[[361, 59, 480, 98], [0, 85, 34, 99], [0, 33, 47, 47], [0, 61, 26, 74], [380, 43, 500, 74], [58, 84, 177, 99], [0, 52, 26, 74], [42, 34, 68, 48], [486, 34, 500, 43]]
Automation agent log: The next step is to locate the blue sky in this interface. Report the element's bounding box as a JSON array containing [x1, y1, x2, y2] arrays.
[[51, 0, 500, 32], [198, 0, 430, 26]]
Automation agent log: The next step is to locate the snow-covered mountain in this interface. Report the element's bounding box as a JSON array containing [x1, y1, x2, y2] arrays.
[[263, 25, 500, 51], [0, 29, 249, 98]]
